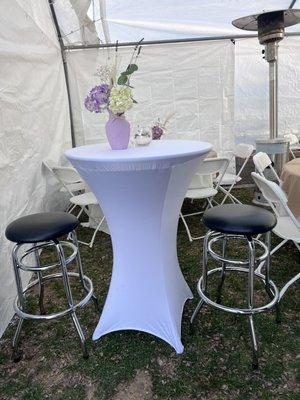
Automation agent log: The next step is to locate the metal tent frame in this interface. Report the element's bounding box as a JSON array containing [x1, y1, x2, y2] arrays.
[[48, 0, 300, 147]]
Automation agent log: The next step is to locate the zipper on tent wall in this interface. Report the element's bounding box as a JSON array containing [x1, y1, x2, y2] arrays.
[[48, 0, 76, 148]]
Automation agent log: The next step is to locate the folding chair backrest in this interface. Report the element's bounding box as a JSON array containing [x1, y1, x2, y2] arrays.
[[52, 167, 81, 184], [251, 173, 300, 231], [199, 157, 229, 176], [188, 158, 229, 190], [252, 151, 281, 183], [43, 159, 56, 175], [52, 166, 82, 196], [284, 133, 299, 145], [234, 143, 254, 160], [253, 152, 272, 174]]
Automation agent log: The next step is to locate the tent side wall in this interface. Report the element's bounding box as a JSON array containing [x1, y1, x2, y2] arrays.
[[0, 0, 71, 337], [235, 36, 300, 142]]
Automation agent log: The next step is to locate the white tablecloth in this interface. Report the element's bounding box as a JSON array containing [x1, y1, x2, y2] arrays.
[[66, 140, 212, 353]]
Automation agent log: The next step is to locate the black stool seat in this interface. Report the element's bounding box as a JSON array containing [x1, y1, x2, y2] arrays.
[[203, 204, 276, 236], [5, 212, 79, 244]]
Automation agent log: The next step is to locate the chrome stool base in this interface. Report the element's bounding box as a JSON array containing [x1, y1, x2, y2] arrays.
[[11, 231, 98, 361], [190, 231, 279, 369]]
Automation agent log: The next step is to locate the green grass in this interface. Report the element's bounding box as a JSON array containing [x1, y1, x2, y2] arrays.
[[0, 187, 299, 399]]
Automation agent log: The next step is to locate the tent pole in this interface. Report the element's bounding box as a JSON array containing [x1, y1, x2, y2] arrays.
[[63, 31, 300, 51], [48, 0, 76, 148]]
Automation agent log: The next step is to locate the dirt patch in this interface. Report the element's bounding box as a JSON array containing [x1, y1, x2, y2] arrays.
[[156, 355, 178, 379], [112, 370, 153, 400]]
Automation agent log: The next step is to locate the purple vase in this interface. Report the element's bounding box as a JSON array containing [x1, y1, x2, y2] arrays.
[[105, 111, 130, 150]]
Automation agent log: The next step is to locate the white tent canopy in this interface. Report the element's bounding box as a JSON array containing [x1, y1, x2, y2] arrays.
[[54, 0, 300, 45], [0, 0, 300, 337]]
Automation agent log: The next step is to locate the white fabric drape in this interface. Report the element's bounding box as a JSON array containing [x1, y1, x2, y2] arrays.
[[0, 0, 71, 337], [67, 40, 235, 158], [54, 0, 99, 45]]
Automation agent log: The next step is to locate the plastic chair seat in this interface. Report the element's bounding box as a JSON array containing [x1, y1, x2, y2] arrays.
[[66, 181, 85, 192], [70, 192, 98, 206], [215, 173, 242, 185], [186, 187, 218, 200], [5, 212, 79, 244], [203, 204, 277, 236]]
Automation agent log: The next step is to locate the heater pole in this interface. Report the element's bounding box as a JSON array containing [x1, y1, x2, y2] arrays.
[[267, 42, 279, 139]]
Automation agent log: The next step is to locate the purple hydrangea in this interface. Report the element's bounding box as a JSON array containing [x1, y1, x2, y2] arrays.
[[84, 84, 110, 113], [152, 124, 164, 140]]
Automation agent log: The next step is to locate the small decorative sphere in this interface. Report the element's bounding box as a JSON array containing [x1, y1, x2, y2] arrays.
[[134, 127, 152, 146]]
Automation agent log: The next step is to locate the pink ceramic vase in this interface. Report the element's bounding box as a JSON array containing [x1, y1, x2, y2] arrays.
[[105, 111, 130, 150]]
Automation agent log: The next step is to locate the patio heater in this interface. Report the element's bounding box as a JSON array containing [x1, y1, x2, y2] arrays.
[[232, 9, 300, 203]]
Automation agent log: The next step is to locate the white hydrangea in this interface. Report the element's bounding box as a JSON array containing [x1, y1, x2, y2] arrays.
[[109, 86, 134, 115]]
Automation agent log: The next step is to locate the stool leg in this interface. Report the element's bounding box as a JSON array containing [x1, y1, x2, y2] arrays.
[[55, 241, 88, 359], [12, 318, 24, 362], [264, 232, 281, 323], [12, 245, 25, 362], [34, 250, 45, 315], [247, 238, 259, 369], [190, 232, 210, 331], [216, 236, 227, 303], [71, 231, 99, 312]]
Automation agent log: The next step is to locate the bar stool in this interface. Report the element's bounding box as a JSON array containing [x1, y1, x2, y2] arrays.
[[5, 212, 98, 361], [190, 204, 280, 369]]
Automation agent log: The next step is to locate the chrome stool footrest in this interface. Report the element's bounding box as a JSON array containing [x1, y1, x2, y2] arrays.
[[208, 234, 269, 265], [14, 272, 94, 320], [198, 266, 279, 315], [16, 241, 78, 272]]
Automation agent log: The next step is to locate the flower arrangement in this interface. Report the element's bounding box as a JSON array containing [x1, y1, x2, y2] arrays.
[[84, 39, 143, 117], [151, 112, 176, 140], [84, 39, 143, 150]]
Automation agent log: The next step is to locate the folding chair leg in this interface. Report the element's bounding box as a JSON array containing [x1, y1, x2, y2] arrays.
[[290, 149, 296, 159], [293, 241, 300, 252], [89, 217, 105, 248], [219, 186, 242, 205], [255, 238, 287, 275], [180, 197, 214, 242], [279, 273, 300, 300], [180, 212, 193, 242]]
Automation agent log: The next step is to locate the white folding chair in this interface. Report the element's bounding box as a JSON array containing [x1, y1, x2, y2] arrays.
[[50, 165, 86, 194], [284, 133, 300, 159], [180, 157, 229, 242], [216, 143, 254, 204], [43, 160, 85, 200], [43, 161, 105, 247], [252, 152, 282, 185], [68, 192, 106, 248], [252, 172, 300, 301], [52, 167, 106, 247]]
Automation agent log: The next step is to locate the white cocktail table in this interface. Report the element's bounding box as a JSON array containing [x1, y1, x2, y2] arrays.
[[66, 140, 212, 353]]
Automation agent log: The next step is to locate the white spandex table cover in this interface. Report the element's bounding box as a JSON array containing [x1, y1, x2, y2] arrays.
[[66, 140, 212, 353]]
